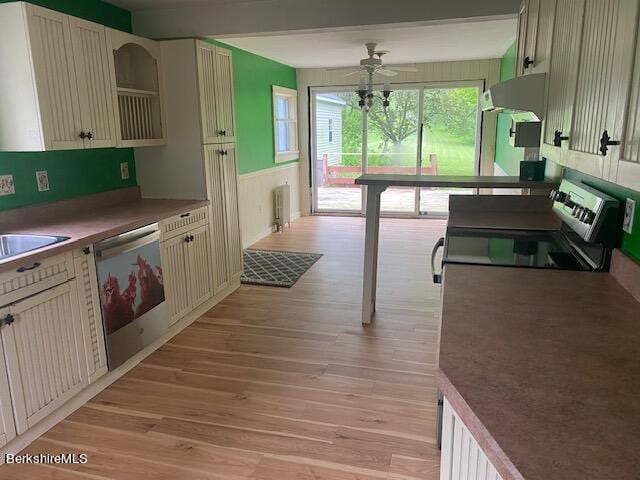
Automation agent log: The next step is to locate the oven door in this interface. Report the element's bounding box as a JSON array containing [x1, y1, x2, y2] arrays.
[[94, 224, 168, 370]]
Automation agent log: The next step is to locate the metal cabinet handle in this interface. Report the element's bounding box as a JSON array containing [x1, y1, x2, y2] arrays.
[[553, 130, 569, 147], [3, 314, 14, 326], [180, 212, 191, 218], [16, 262, 41, 273], [431, 237, 445, 284], [509, 127, 515, 137], [523, 56, 534, 70], [599, 130, 620, 156]]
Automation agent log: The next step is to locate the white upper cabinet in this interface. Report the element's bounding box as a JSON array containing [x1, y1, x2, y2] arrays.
[[516, 0, 540, 76], [541, 0, 585, 164], [540, 0, 640, 180], [108, 29, 166, 147], [197, 41, 237, 144], [0, 2, 164, 151], [566, 0, 639, 179], [70, 17, 118, 149]]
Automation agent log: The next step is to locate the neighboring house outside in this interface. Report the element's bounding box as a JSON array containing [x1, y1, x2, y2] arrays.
[[315, 94, 345, 167]]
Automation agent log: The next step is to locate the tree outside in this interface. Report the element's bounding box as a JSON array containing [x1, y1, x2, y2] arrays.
[[336, 87, 478, 175]]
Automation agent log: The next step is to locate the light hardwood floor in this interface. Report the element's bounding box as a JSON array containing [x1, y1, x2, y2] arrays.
[[2, 216, 446, 480]]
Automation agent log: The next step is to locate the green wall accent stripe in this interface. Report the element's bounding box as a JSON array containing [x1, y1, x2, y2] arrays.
[[0, 0, 134, 212], [209, 40, 298, 175], [493, 41, 524, 176]]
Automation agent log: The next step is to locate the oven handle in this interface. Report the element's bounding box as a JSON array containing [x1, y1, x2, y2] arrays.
[[96, 230, 160, 261], [431, 237, 445, 284]]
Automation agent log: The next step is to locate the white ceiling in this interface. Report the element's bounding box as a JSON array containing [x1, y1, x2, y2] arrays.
[[218, 19, 516, 68]]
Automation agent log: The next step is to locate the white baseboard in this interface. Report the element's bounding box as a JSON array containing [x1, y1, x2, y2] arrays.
[[242, 210, 302, 248], [0, 280, 240, 461]]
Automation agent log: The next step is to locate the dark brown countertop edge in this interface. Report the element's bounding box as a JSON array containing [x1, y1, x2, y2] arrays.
[[436, 368, 526, 480], [0, 197, 209, 271]]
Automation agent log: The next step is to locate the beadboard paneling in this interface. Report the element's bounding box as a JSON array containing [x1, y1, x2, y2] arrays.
[[238, 162, 301, 248]]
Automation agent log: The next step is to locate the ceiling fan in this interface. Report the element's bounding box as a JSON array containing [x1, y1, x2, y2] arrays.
[[329, 43, 417, 77]]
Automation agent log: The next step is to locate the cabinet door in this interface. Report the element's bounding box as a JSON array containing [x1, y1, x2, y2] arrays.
[[160, 234, 192, 325], [197, 41, 222, 144], [187, 225, 214, 308], [222, 145, 243, 280], [567, 0, 639, 179], [205, 145, 231, 293], [70, 17, 117, 148], [214, 47, 237, 143], [25, 4, 84, 150], [73, 247, 107, 384], [541, 0, 585, 162], [516, 0, 540, 76], [0, 337, 16, 448], [1, 282, 88, 434]]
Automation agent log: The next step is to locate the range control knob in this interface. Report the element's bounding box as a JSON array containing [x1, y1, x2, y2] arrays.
[[582, 209, 596, 225], [549, 190, 568, 203], [572, 206, 584, 218]]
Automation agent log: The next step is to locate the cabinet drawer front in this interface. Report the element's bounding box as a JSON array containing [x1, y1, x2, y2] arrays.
[[2, 281, 88, 434], [0, 251, 74, 307], [160, 207, 208, 241]]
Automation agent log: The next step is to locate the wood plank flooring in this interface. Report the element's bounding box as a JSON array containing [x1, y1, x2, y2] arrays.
[[1, 216, 446, 480]]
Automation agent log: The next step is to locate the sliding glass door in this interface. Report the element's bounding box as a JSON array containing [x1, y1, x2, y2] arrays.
[[312, 82, 481, 215]]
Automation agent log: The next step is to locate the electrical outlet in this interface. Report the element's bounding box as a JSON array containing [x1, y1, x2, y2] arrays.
[[120, 162, 129, 180], [36, 170, 49, 192], [0, 174, 15, 196], [623, 198, 635, 234]]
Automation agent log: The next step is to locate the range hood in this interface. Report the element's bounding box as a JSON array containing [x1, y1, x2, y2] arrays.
[[480, 73, 546, 121]]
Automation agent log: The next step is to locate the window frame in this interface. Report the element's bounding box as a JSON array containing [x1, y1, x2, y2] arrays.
[[272, 85, 299, 163]]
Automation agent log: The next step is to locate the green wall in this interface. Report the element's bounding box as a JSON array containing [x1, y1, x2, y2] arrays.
[[564, 169, 640, 262], [0, 0, 135, 211], [494, 42, 525, 175], [210, 40, 298, 175]]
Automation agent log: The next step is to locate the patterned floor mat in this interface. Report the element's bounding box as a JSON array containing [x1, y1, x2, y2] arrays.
[[241, 249, 323, 288]]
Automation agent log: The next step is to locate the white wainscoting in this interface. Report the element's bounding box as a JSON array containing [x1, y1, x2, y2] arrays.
[[238, 162, 301, 248]]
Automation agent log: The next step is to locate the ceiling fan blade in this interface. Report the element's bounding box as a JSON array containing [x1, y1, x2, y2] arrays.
[[343, 70, 363, 77], [387, 65, 418, 72], [376, 68, 398, 77]]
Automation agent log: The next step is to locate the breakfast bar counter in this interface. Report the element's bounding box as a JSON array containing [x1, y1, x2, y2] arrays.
[[355, 174, 560, 323]]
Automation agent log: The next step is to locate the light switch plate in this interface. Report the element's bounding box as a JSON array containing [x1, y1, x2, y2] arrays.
[[623, 198, 635, 234], [36, 170, 50, 192], [120, 162, 129, 180], [0, 174, 15, 196]]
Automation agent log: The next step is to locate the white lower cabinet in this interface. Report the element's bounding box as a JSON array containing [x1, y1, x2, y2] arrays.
[[440, 397, 503, 480], [161, 219, 214, 325], [0, 281, 88, 435], [73, 246, 108, 384], [0, 340, 16, 448]]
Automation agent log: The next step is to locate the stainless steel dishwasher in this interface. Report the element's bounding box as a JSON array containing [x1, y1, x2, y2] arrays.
[[94, 223, 168, 369]]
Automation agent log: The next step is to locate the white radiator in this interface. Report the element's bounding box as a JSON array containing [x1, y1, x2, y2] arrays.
[[274, 184, 291, 231]]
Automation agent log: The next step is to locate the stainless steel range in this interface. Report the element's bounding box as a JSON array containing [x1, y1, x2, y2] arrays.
[[431, 179, 619, 283]]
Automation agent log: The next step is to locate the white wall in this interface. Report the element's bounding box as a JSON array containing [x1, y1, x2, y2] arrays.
[[296, 58, 502, 215], [237, 162, 301, 248], [129, 0, 519, 39]]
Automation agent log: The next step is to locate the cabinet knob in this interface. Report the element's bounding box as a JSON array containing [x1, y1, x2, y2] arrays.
[[189, 235, 194, 242], [79, 131, 87, 139], [3, 314, 14, 326], [523, 56, 534, 70], [218, 130, 227, 136], [553, 130, 569, 147], [82, 247, 90, 255], [599, 130, 620, 156], [86, 131, 93, 140], [184, 235, 191, 243]]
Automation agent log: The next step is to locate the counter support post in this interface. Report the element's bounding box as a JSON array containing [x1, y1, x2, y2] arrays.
[[362, 184, 386, 324]]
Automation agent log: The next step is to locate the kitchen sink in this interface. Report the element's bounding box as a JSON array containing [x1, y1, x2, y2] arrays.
[[0, 234, 70, 260]]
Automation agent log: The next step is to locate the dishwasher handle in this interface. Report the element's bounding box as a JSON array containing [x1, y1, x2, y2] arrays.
[[431, 237, 445, 284], [95, 225, 160, 261]]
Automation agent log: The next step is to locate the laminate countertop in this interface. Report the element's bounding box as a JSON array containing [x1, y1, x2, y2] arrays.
[[437, 259, 640, 480], [0, 196, 209, 271]]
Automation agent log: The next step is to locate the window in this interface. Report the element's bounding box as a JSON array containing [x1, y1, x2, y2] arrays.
[[328, 119, 333, 143], [273, 85, 299, 163]]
